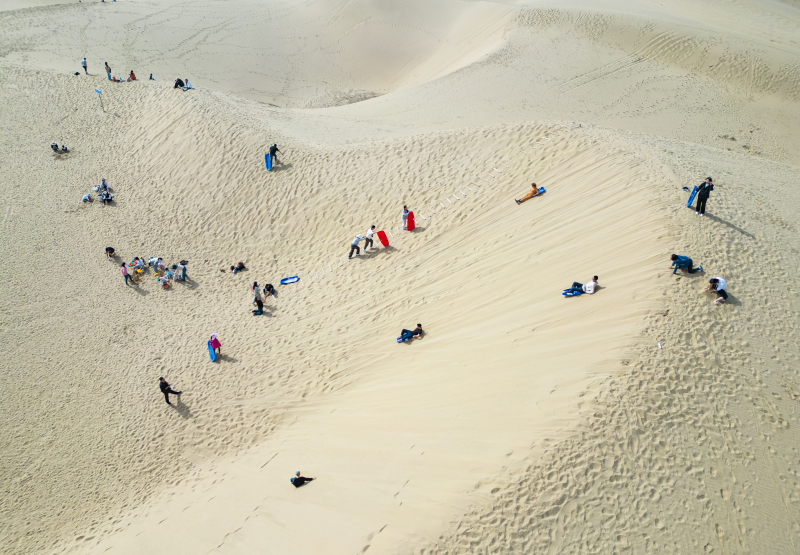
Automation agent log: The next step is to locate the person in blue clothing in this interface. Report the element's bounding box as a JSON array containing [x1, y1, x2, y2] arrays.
[[399, 324, 423, 341], [670, 254, 703, 275]]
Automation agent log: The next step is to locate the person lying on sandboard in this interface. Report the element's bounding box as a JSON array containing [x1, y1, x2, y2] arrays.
[[515, 182, 543, 204], [397, 324, 423, 343]]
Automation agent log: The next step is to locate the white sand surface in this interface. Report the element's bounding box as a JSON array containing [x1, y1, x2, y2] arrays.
[[1, 1, 800, 554]]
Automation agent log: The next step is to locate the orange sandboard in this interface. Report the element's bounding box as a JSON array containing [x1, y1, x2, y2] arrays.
[[407, 211, 415, 231], [377, 230, 389, 247]]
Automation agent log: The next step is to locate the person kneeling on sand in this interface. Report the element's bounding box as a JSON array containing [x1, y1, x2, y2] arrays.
[[515, 183, 541, 205], [291, 470, 315, 488], [105, 246, 115, 260], [399, 324, 423, 341], [566, 276, 598, 295], [705, 277, 728, 305], [670, 254, 702, 275], [230, 261, 246, 274]]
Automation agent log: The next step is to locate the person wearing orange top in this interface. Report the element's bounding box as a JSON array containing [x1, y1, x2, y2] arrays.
[[129, 70, 136, 81], [515, 183, 541, 204]]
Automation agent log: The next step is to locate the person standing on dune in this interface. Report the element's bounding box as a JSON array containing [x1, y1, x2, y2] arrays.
[[81, 58, 87, 74], [364, 225, 376, 251], [402, 206, 409, 230], [104, 62, 111, 81], [695, 177, 713, 216], [269, 143, 282, 166], [159, 377, 182, 405]]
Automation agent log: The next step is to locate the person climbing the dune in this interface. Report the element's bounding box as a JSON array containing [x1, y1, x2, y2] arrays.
[[705, 277, 728, 305], [364, 225, 376, 250], [269, 143, 281, 166], [515, 183, 541, 205], [349, 234, 365, 259], [399, 324, 423, 342], [565, 276, 598, 295], [670, 254, 703, 275]]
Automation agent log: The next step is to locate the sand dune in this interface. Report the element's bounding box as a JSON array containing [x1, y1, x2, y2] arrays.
[[1, 0, 800, 554]]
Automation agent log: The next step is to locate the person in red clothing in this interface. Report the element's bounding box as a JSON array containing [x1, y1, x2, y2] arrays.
[[210, 334, 221, 355], [129, 70, 136, 81]]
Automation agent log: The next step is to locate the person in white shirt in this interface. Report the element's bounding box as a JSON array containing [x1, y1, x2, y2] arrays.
[[566, 276, 598, 295], [364, 226, 376, 250], [704, 277, 728, 305], [349, 234, 365, 259], [81, 58, 87, 74]]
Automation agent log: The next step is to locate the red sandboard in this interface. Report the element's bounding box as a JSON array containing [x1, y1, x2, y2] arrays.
[[406, 211, 415, 231], [377, 230, 389, 247]]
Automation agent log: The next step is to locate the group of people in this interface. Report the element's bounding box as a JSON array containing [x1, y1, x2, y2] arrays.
[[50, 142, 69, 153], [670, 252, 728, 305], [250, 281, 275, 315], [174, 78, 193, 91], [79, 178, 114, 205], [79, 58, 157, 82], [114, 253, 188, 289]]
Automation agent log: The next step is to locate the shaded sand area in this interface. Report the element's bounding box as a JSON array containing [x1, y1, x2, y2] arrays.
[[1, 1, 800, 554]]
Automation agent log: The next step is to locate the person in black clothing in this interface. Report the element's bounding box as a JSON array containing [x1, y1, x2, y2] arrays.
[[269, 144, 281, 165], [174, 78, 185, 89], [159, 377, 182, 405], [695, 177, 713, 216], [290, 471, 315, 487], [399, 324, 423, 341], [253, 297, 264, 315]]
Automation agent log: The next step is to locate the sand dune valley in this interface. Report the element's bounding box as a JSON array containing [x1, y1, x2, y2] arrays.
[[2, 0, 800, 553]]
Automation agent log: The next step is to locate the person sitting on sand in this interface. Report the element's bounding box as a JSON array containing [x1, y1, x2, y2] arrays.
[[129, 70, 136, 81], [670, 254, 702, 275], [231, 261, 246, 274], [290, 470, 315, 488], [99, 190, 113, 204], [130, 257, 145, 271], [81, 194, 92, 203], [60, 145, 69, 153], [51, 142, 59, 152], [399, 324, 423, 341], [100, 178, 109, 191], [105, 246, 115, 260], [181, 79, 193, 91], [264, 283, 274, 298], [209, 334, 221, 355], [565, 276, 598, 295], [515, 183, 541, 205], [149, 73, 155, 81], [174, 78, 184, 89], [705, 277, 728, 305]]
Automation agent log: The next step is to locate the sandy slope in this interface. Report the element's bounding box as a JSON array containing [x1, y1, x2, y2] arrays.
[[1, 0, 800, 554]]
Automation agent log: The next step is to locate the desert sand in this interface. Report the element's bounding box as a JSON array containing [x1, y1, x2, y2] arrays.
[[1, 0, 800, 554]]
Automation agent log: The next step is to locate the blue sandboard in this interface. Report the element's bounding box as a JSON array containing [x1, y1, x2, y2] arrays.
[[686, 185, 698, 208], [280, 275, 299, 285], [265, 153, 272, 171], [397, 335, 411, 343], [562, 289, 583, 297], [208, 340, 216, 361], [538, 187, 545, 194]]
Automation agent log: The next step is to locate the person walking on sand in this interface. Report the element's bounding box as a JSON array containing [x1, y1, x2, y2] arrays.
[[565, 276, 598, 295], [670, 254, 703, 275], [695, 177, 713, 216], [402, 206, 409, 230], [364, 225, 376, 250], [290, 470, 315, 488], [349, 234, 365, 259], [209, 334, 221, 355], [515, 183, 541, 205], [159, 377, 182, 405], [121, 263, 134, 286], [705, 277, 728, 305], [81, 58, 87, 74], [269, 144, 282, 166], [104, 62, 111, 81]]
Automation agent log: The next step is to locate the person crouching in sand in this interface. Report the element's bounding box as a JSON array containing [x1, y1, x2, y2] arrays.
[[291, 470, 315, 488], [705, 277, 728, 305]]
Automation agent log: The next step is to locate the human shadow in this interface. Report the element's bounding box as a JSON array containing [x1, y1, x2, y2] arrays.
[[704, 214, 756, 239], [171, 396, 194, 419], [270, 162, 293, 173], [723, 293, 742, 307], [131, 284, 149, 296], [217, 354, 238, 363], [410, 226, 426, 232]]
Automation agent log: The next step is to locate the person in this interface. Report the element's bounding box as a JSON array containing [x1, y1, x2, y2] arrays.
[[182, 79, 193, 91], [402, 206, 409, 230], [565, 276, 598, 295], [100, 178, 109, 191], [60, 145, 69, 153], [364, 225, 376, 250], [231, 261, 246, 274], [81, 194, 92, 203], [105, 62, 111, 81], [515, 183, 541, 204], [130, 257, 145, 272], [349, 234, 365, 259], [253, 297, 264, 315], [175, 262, 187, 281], [121, 263, 133, 285], [695, 177, 713, 216], [269, 144, 281, 165], [149, 256, 164, 272], [149, 73, 155, 81], [705, 277, 728, 305], [81, 58, 87, 74], [399, 324, 423, 341], [252, 281, 262, 304], [159, 377, 182, 405], [105, 246, 115, 260], [99, 190, 113, 204], [670, 254, 702, 275], [50, 142, 59, 152], [264, 283, 274, 298], [290, 471, 315, 488], [174, 78, 185, 89], [129, 70, 136, 81], [209, 334, 221, 355]]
